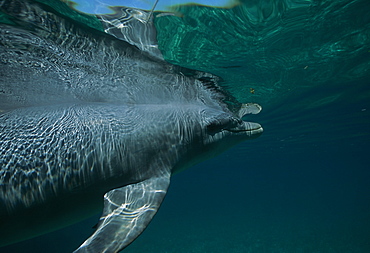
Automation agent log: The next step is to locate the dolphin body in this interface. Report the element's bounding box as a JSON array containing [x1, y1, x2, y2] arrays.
[[0, 0, 263, 252]]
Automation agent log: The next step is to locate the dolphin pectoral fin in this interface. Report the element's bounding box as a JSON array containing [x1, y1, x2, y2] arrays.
[[74, 174, 170, 253]]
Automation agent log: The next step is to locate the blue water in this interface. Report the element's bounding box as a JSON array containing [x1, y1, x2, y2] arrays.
[[4, 129, 370, 252], [1, 0, 370, 252]]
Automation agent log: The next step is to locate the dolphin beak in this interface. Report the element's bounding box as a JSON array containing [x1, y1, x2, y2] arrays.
[[243, 122, 263, 138], [224, 121, 263, 138]]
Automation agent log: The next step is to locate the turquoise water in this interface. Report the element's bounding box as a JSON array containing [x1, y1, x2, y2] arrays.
[[1, 0, 370, 252]]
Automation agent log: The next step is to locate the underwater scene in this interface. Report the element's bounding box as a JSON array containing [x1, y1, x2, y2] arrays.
[[1, 0, 370, 252]]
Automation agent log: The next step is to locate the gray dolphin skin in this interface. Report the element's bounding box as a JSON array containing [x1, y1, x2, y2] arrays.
[[0, 0, 263, 252]]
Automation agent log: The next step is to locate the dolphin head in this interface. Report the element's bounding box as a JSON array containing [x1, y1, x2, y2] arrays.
[[201, 106, 263, 155], [173, 103, 263, 173], [205, 115, 263, 142]]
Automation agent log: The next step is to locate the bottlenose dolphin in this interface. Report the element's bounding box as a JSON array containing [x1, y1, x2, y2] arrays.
[[0, 1, 263, 252]]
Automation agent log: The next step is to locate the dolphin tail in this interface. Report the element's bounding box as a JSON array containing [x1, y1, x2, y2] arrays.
[[74, 173, 170, 253]]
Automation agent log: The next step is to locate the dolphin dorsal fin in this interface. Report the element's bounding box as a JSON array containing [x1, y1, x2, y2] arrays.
[[74, 173, 170, 252]]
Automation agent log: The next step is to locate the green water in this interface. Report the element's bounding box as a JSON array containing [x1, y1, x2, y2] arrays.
[[154, 1, 370, 106]]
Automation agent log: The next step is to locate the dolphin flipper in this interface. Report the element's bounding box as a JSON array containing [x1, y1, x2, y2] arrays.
[[74, 174, 170, 253]]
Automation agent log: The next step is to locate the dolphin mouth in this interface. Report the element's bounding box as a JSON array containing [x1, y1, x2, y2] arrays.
[[224, 122, 263, 135]]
